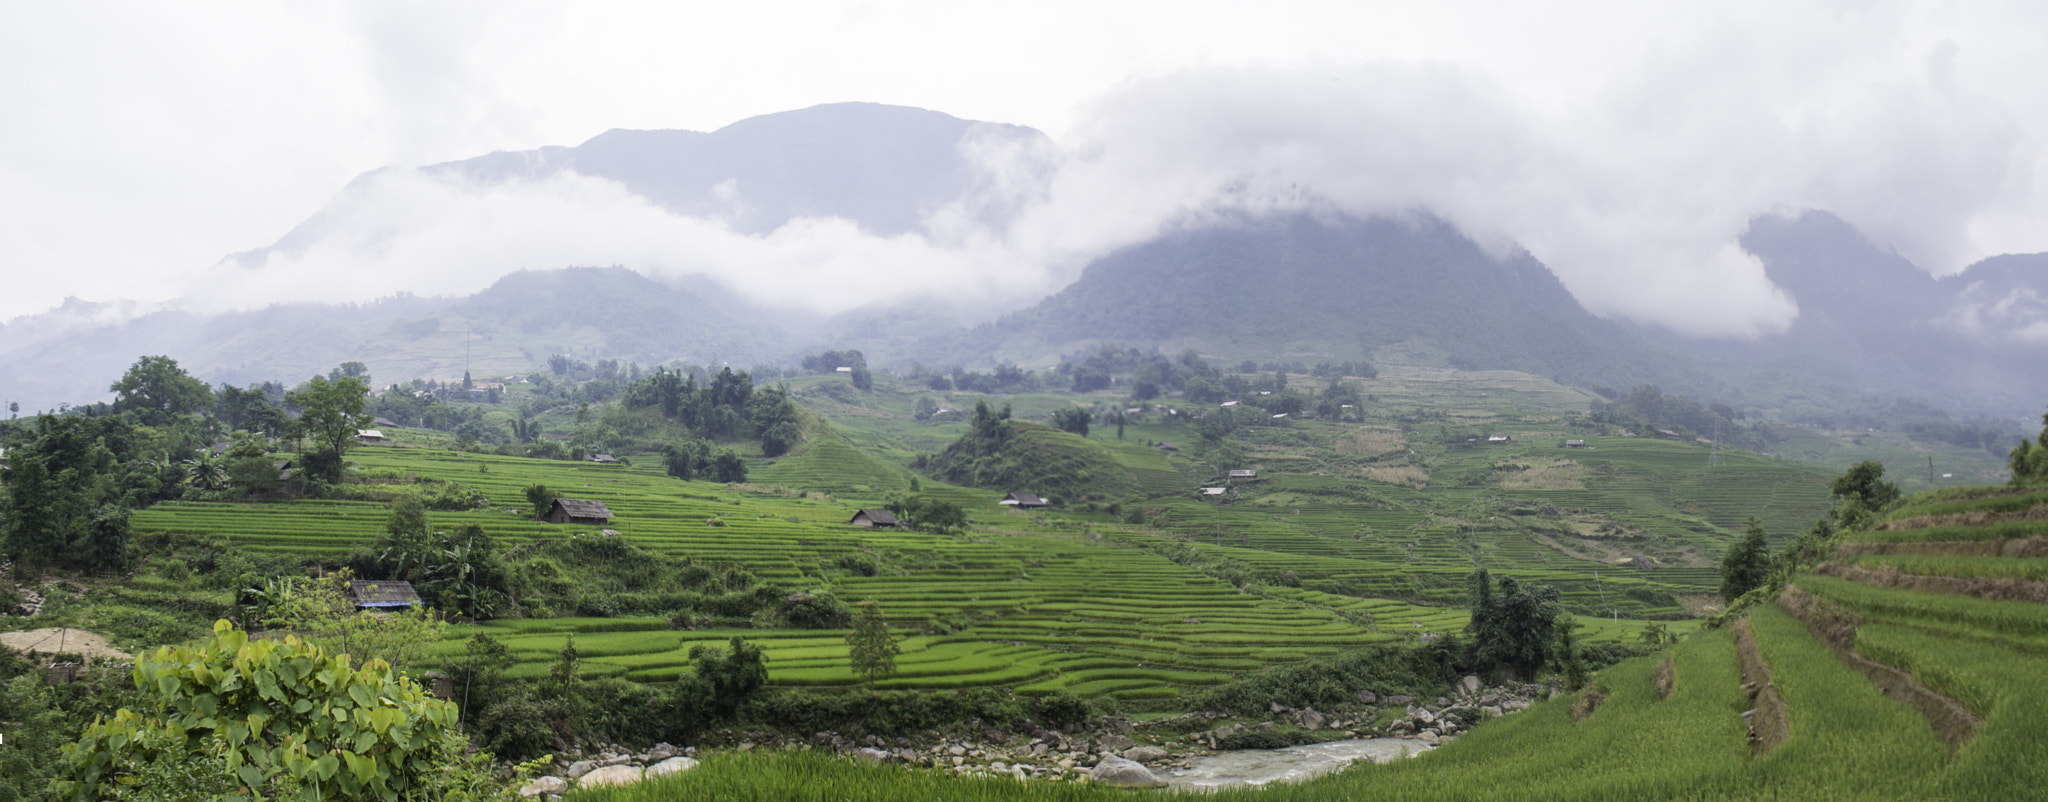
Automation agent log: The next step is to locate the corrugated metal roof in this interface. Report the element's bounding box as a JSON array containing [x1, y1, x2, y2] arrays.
[[349, 580, 420, 608]]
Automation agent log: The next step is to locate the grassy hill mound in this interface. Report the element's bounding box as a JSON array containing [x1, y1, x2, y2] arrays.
[[928, 413, 1138, 504], [751, 406, 915, 495]]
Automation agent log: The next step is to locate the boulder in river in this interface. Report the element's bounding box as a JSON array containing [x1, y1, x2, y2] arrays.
[[1091, 756, 1166, 788]]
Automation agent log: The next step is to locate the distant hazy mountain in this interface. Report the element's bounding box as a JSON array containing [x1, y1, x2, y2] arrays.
[[232, 102, 1050, 267], [0, 268, 782, 411], [1648, 210, 2048, 417], [7, 102, 2048, 426], [967, 212, 1673, 390]]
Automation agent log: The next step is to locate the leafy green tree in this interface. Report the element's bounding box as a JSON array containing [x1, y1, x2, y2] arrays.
[[56, 620, 479, 802], [1719, 517, 1774, 603], [711, 449, 748, 483], [183, 450, 230, 491], [2008, 406, 2048, 485], [681, 637, 769, 721], [850, 366, 873, 392], [228, 454, 284, 495], [912, 397, 939, 422], [0, 674, 65, 802], [1638, 621, 1677, 646], [884, 494, 969, 534], [846, 598, 900, 689], [0, 453, 67, 575], [662, 440, 710, 481], [1554, 619, 1589, 691], [523, 484, 557, 520], [110, 355, 215, 426], [1830, 460, 1901, 513], [329, 361, 370, 384], [1464, 569, 1562, 680], [287, 374, 373, 484], [82, 503, 130, 573], [1051, 406, 1091, 437], [441, 633, 513, 722]]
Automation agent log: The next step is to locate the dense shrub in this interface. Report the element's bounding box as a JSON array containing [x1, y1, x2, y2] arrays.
[[782, 592, 852, 629], [1197, 640, 1461, 716], [1030, 690, 1092, 729]]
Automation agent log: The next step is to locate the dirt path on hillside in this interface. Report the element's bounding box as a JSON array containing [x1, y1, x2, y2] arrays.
[[0, 628, 132, 659]]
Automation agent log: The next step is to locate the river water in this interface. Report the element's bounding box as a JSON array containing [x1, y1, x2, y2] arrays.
[[1158, 738, 1434, 790]]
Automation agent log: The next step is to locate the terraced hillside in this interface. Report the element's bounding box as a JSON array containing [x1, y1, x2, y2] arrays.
[[130, 442, 1660, 699], [1222, 480, 2048, 798], [795, 367, 1837, 618], [565, 483, 2048, 802]]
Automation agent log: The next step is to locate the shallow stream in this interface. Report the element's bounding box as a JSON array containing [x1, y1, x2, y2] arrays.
[[1158, 738, 1433, 790]]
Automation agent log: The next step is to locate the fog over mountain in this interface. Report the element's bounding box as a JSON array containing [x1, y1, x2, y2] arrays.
[[102, 47, 2048, 341], [4, 93, 2048, 423]]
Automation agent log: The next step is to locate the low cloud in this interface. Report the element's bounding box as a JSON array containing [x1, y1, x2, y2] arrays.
[[191, 167, 1067, 320], [187, 37, 2048, 341]]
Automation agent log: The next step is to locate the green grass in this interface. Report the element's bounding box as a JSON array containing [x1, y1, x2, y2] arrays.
[[1843, 554, 2048, 582]]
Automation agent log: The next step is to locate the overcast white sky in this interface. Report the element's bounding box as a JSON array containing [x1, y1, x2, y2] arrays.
[[4, 0, 2047, 337]]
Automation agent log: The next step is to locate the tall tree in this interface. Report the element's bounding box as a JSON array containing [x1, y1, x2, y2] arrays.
[[1465, 569, 1563, 680], [1830, 461, 1901, 511], [110, 355, 215, 425], [287, 374, 372, 483], [1719, 517, 1774, 602], [846, 598, 900, 689], [0, 454, 66, 574], [1051, 406, 1091, 437]]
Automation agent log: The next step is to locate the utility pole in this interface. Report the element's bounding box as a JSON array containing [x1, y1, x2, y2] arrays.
[[1928, 456, 1935, 489]]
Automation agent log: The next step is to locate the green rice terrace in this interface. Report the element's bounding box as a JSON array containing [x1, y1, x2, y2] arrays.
[[52, 362, 2037, 800], [561, 473, 2048, 801]]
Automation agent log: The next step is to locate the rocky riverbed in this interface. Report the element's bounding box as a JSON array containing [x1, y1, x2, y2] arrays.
[[519, 676, 1549, 796], [1161, 737, 1433, 788]]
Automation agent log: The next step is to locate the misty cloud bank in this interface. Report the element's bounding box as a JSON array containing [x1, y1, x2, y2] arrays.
[[194, 50, 2048, 339]]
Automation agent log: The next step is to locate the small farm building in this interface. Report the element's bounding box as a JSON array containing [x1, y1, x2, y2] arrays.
[[356, 429, 386, 443], [547, 498, 615, 525], [1000, 492, 1049, 508], [587, 453, 620, 464], [1155, 442, 1178, 452], [1227, 469, 1257, 479], [1564, 440, 1587, 448], [1487, 434, 1511, 443], [1201, 487, 1228, 496], [848, 509, 901, 528], [348, 580, 421, 610]]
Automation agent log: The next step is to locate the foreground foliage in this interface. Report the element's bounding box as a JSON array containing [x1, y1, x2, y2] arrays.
[[57, 620, 502, 801]]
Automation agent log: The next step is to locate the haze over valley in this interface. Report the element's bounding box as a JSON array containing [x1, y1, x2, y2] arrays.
[[7, 4, 2048, 800]]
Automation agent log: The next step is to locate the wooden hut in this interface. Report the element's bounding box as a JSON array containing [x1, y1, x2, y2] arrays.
[[848, 509, 901, 528], [547, 498, 615, 525]]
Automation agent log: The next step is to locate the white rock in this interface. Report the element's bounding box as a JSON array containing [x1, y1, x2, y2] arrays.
[[578, 764, 644, 788], [1123, 746, 1170, 764], [565, 761, 596, 779], [646, 756, 698, 778], [854, 748, 891, 763], [518, 776, 566, 798], [1090, 756, 1166, 788]]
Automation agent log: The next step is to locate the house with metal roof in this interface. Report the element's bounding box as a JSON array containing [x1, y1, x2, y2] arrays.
[[348, 580, 421, 610], [999, 492, 1048, 508]]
